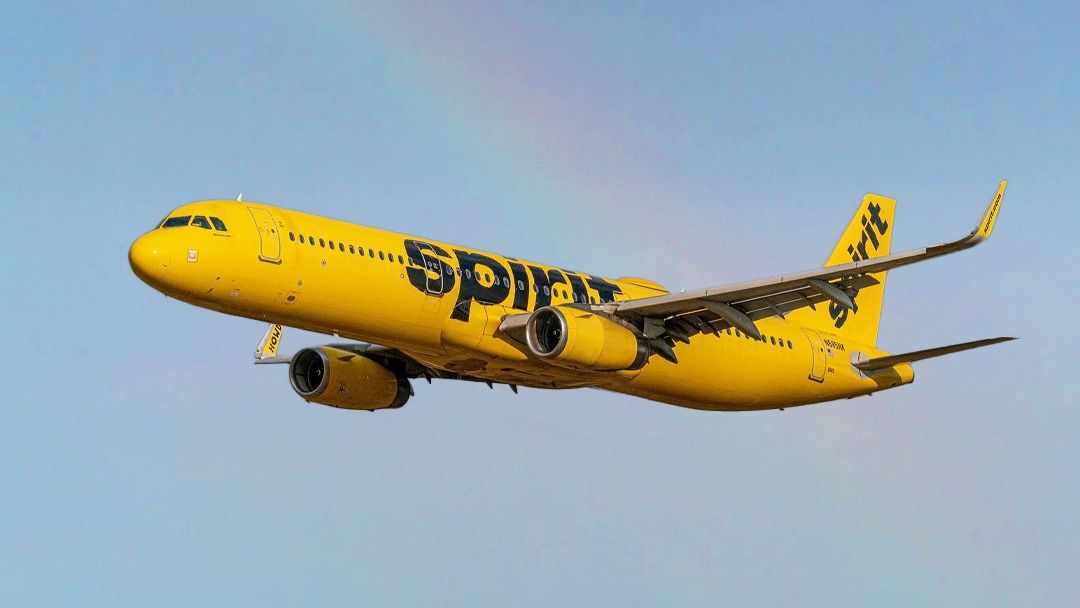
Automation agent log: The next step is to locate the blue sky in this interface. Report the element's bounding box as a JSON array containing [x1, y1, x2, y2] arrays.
[[1, 1, 1077, 605]]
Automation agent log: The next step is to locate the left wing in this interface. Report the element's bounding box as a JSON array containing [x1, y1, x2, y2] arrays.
[[251, 324, 514, 390]]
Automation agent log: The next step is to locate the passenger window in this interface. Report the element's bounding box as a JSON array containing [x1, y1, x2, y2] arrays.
[[191, 216, 212, 229], [338, 242, 344, 251], [289, 232, 295, 241], [787, 340, 793, 349], [161, 216, 191, 228], [770, 337, 776, 345], [210, 216, 227, 231], [299, 233, 304, 242], [735, 330, 741, 337], [359, 247, 365, 256], [349, 245, 355, 254], [308, 236, 314, 245], [503, 277, 509, 288], [398, 255, 404, 264], [378, 251, 384, 260], [543, 286, 550, 296], [328, 241, 335, 250], [319, 238, 325, 247], [368, 249, 374, 257]]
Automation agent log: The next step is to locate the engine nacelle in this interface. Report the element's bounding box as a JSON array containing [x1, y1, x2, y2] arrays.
[[289, 346, 411, 410], [525, 306, 649, 371]]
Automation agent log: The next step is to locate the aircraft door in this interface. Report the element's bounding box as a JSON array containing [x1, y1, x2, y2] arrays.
[[802, 328, 827, 382], [247, 207, 282, 263], [418, 248, 445, 294]]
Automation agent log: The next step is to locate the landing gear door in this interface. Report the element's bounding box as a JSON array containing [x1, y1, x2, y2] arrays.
[[248, 207, 282, 263], [802, 328, 827, 382]]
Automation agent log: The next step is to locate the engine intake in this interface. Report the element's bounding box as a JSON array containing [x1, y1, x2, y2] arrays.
[[289, 346, 411, 410], [525, 306, 648, 371]]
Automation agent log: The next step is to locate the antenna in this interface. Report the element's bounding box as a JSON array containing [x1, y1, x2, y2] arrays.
[[236, 192, 243, 202]]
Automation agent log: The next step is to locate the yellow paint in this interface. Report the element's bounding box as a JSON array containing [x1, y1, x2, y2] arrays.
[[787, 193, 894, 346], [127, 199, 935, 411]]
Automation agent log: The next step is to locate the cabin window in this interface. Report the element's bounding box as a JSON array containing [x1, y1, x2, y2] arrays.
[[288, 232, 296, 241], [358, 247, 365, 256], [398, 255, 404, 265], [770, 337, 776, 345], [319, 238, 325, 248], [308, 236, 314, 245], [517, 280, 524, 291], [349, 245, 355, 254], [368, 248, 374, 257], [787, 340, 793, 349], [543, 286, 550, 296], [161, 216, 191, 228], [191, 216, 212, 230], [328, 241, 335, 250], [299, 233, 304, 242], [210, 216, 227, 231], [378, 251, 384, 260]]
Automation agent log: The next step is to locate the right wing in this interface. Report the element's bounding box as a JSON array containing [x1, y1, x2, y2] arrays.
[[498, 180, 1008, 362]]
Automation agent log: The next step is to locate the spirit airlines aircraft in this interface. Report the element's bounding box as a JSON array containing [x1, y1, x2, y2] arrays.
[[129, 182, 1013, 412]]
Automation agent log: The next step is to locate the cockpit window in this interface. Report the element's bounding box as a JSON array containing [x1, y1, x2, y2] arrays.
[[209, 216, 227, 231], [191, 216, 212, 230], [161, 216, 191, 228]]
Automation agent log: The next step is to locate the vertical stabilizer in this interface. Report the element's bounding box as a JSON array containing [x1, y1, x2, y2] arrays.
[[788, 193, 895, 346]]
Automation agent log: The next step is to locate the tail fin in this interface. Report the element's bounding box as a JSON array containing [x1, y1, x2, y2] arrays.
[[788, 193, 895, 346]]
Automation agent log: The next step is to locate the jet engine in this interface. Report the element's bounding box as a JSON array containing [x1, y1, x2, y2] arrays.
[[289, 346, 411, 410], [525, 306, 649, 371]]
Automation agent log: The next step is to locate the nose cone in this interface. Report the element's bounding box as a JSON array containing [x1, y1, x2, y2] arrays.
[[129, 232, 170, 287]]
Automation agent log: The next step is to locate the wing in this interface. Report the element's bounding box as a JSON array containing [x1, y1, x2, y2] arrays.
[[499, 180, 1007, 362], [252, 324, 514, 389]]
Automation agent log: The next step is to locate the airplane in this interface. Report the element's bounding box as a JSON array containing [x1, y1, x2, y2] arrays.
[[129, 181, 1013, 412]]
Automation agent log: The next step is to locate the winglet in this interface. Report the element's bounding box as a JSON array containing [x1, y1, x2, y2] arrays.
[[254, 323, 292, 364], [971, 180, 1007, 241]]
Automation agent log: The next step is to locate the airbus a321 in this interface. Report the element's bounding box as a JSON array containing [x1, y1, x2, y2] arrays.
[[129, 181, 1013, 412]]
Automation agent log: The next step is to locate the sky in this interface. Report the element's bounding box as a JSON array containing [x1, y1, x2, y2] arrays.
[[1, 1, 1078, 605]]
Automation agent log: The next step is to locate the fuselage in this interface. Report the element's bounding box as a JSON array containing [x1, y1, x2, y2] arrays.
[[129, 200, 912, 411]]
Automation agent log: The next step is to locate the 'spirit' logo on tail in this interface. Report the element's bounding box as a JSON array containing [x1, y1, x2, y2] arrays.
[[830, 201, 889, 328]]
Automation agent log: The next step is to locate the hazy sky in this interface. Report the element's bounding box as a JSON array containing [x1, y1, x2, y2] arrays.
[[2, 1, 1077, 605]]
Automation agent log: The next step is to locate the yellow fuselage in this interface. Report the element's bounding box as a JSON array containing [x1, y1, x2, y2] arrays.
[[129, 200, 912, 411]]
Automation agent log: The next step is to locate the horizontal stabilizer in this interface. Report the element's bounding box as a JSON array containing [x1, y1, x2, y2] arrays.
[[854, 337, 1015, 371]]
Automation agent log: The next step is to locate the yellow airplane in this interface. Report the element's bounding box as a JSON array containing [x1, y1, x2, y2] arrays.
[[129, 181, 1013, 412]]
